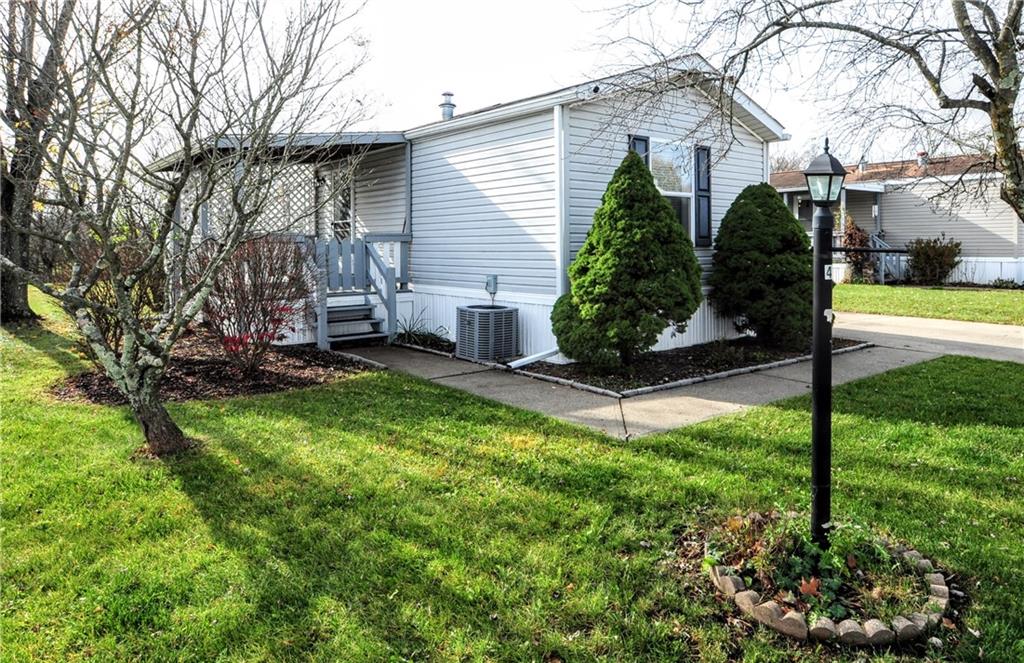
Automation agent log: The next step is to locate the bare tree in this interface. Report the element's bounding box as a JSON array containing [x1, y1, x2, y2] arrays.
[[0, 0, 367, 455], [613, 0, 1024, 223], [770, 145, 819, 174], [2, 0, 77, 323]]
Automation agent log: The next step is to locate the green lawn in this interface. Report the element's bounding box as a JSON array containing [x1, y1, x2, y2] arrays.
[[834, 283, 1024, 325], [3, 293, 1023, 661]]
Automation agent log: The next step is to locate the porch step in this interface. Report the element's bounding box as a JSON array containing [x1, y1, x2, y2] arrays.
[[327, 318, 383, 337], [323, 304, 375, 323], [326, 331, 389, 345]]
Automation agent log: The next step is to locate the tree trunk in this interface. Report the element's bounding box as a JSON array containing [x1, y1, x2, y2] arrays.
[[132, 397, 190, 456], [991, 95, 1024, 225], [1, 267, 36, 323], [1, 182, 38, 324]]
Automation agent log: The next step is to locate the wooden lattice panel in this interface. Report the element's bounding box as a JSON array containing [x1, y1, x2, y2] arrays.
[[197, 163, 317, 238]]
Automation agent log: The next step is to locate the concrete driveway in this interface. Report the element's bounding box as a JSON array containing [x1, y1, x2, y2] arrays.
[[348, 313, 1021, 439]]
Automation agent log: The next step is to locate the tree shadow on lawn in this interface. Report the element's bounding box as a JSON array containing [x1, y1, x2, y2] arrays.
[[0, 315, 90, 382], [165, 374, 723, 659], [162, 358, 1023, 659]]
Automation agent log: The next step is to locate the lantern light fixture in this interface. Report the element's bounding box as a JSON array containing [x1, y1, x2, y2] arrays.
[[803, 138, 847, 206]]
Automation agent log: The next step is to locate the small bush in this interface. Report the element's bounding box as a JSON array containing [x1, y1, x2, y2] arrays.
[[551, 294, 620, 371], [191, 236, 313, 375], [56, 229, 165, 367], [906, 234, 961, 285], [553, 150, 703, 368], [841, 214, 872, 282], [990, 278, 1023, 290], [709, 183, 812, 349]]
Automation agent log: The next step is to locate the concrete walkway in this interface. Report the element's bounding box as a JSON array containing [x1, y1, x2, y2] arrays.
[[833, 312, 1023, 363], [348, 313, 1021, 439]]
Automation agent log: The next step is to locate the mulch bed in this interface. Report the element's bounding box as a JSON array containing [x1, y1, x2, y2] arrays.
[[52, 329, 373, 405], [528, 337, 863, 392]]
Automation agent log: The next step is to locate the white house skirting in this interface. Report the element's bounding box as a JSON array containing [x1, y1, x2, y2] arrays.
[[409, 285, 738, 361], [408, 286, 559, 357], [948, 256, 1023, 284]]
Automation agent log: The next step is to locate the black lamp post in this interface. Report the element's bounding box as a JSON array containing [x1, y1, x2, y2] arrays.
[[802, 139, 847, 549]]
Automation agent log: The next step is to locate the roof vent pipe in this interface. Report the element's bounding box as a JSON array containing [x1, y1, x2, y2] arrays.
[[440, 92, 455, 121], [916, 151, 929, 166]]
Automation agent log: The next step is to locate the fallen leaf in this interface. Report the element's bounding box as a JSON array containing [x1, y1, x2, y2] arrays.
[[799, 577, 821, 597]]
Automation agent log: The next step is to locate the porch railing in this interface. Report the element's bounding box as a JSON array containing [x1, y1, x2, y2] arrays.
[[312, 233, 411, 349], [867, 234, 906, 284]]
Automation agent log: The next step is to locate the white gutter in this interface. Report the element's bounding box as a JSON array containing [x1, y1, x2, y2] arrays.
[[513, 104, 574, 371], [554, 104, 570, 296], [774, 183, 887, 193], [508, 347, 560, 369]]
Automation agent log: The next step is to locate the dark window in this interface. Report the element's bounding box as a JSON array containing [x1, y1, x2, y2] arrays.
[[666, 195, 691, 237], [694, 146, 712, 247], [628, 134, 649, 165]]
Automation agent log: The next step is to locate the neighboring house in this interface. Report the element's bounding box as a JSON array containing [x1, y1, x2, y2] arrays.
[[174, 57, 788, 360], [771, 153, 1023, 284]]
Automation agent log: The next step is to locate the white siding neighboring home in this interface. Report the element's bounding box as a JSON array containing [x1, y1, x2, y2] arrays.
[[772, 155, 1024, 284]]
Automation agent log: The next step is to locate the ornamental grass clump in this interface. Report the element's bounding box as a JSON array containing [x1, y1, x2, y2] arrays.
[[709, 183, 812, 349], [552, 150, 702, 369]]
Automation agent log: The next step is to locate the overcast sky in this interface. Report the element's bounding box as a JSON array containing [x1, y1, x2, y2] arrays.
[[345, 0, 831, 163]]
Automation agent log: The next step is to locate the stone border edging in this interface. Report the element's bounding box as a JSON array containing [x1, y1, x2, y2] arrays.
[[511, 369, 625, 398], [509, 343, 875, 400], [708, 538, 951, 647], [619, 343, 874, 397], [328, 349, 389, 371]]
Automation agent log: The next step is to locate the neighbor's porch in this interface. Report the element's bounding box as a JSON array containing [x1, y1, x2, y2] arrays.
[[778, 182, 905, 281]]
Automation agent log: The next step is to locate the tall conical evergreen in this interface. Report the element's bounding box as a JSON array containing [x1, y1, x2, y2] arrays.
[[709, 183, 812, 349], [552, 150, 703, 367]]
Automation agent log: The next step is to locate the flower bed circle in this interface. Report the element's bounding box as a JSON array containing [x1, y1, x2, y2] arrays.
[[703, 512, 958, 647]]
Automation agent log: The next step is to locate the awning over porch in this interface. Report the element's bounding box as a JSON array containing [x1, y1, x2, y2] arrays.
[[150, 131, 408, 172]]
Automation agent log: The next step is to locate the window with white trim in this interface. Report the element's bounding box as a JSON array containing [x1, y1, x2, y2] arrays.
[[629, 135, 694, 236]]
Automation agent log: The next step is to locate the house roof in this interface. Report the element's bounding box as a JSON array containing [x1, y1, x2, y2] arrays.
[[154, 58, 787, 171], [403, 55, 789, 143], [150, 131, 406, 172], [770, 153, 997, 191]]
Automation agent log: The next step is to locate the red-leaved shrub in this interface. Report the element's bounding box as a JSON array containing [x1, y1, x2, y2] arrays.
[[191, 236, 314, 375]]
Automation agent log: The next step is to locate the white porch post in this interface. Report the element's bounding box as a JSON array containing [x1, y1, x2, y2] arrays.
[[839, 188, 847, 235], [873, 191, 881, 234]]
